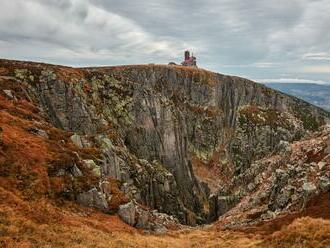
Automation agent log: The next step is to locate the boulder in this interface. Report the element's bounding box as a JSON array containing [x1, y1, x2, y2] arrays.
[[135, 208, 150, 229], [318, 161, 327, 170], [35, 128, 49, 139], [118, 201, 136, 226], [71, 164, 83, 177], [27, 126, 49, 139], [77, 188, 109, 212], [302, 182, 317, 193], [276, 140, 292, 156], [324, 137, 330, 154], [117, 201, 179, 233], [83, 159, 101, 177], [3, 89, 15, 100], [152, 225, 168, 235], [275, 186, 293, 209], [70, 134, 91, 148], [319, 176, 330, 192]]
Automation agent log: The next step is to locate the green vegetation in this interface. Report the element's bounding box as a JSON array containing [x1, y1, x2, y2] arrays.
[[293, 107, 322, 131], [14, 68, 35, 82], [40, 70, 57, 81], [238, 105, 293, 130], [87, 75, 133, 127]]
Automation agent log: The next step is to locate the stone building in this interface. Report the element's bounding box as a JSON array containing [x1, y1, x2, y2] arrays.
[[181, 50, 197, 67]]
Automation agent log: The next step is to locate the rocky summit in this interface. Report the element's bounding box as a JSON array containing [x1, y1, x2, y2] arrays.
[[0, 59, 329, 247]]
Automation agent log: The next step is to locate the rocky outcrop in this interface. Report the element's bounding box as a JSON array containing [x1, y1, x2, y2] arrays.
[[77, 187, 109, 212], [217, 125, 330, 227], [0, 59, 329, 227], [118, 200, 180, 233], [67, 132, 186, 222], [231, 105, 304, 173]]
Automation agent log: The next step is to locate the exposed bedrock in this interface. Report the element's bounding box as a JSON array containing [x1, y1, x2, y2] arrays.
[[3, 60, 329, 225]]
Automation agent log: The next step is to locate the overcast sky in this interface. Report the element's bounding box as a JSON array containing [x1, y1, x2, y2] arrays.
[[1, 0, 330, 82]]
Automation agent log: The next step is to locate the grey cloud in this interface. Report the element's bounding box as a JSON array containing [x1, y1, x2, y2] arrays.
[[0, 0, 184, 64], [303, 53, 330, 61], [0, 0, 329, 81]]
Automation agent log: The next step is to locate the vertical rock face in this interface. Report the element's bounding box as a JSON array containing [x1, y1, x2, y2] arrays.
[[1, 60, 329, 225]]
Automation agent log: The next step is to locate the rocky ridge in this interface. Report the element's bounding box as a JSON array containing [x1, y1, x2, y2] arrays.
[[0, 59, 329, 230], [217, 125, 330, 228]]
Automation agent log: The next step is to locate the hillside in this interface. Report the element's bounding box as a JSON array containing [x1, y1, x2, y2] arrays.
[[266, 83, 330, 111], [0, 59, 330, 247]]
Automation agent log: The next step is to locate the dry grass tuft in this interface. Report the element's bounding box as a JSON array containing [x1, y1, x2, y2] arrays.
[[265, 217, 330, 248]]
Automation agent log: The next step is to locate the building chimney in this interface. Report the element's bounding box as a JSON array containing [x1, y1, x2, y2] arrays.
[[184, 50, 190, 61]]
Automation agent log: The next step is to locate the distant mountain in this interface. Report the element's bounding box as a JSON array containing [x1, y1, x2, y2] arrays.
[[265, 83, 330, 111]]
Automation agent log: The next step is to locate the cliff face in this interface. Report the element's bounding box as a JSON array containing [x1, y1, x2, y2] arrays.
[[0, 59, 329, 226]]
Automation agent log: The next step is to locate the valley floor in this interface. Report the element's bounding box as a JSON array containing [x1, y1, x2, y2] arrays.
[[1, 187, 330, 248]]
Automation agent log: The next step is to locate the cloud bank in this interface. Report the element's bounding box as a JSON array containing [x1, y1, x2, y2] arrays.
[[0, 0, 329, 81], [258, 78, 330, 85]]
